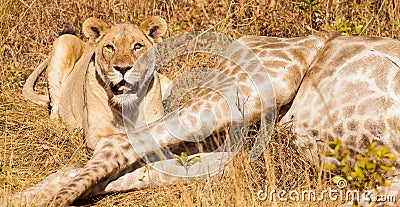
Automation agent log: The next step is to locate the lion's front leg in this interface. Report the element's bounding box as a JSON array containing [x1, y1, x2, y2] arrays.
[[47, 34, 84, 120]]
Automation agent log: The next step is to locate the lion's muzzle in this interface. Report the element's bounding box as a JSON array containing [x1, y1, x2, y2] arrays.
[[111, 80, 139, 95]]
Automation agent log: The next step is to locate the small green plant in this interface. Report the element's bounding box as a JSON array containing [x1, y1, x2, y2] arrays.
[[294, 0, 325, 30], [138, 163, 154, 182], [9, 64, 25, 87], [296, 0, 324, 15], [324, 138, 397, 205], [326, 17, 366, 36], [0, 163, 12, 174], [174, 152, 201, 174]]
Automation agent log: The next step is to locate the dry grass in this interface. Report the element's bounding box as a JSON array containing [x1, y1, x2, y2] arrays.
[[1, 0, 399, 206]]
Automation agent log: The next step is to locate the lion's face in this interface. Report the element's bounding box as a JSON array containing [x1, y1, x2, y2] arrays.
[[83, 17, 167, 106], [95, 24, 156, 106]]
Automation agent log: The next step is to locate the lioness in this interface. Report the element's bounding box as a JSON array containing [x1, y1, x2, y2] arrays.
[[22, 17, 171, 150]]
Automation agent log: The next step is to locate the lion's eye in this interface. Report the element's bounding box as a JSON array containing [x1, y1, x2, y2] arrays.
[[133, 43, 143, 51], [105, 44, 115, 53]]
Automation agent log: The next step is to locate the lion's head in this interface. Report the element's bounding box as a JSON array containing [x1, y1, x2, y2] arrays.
[[82, 17, 167, 106]]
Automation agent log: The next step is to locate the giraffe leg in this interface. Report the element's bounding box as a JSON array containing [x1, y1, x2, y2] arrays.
[[9, 152, 229, 206], [8, 164, 84, 207], [83, 152, 230, 197]]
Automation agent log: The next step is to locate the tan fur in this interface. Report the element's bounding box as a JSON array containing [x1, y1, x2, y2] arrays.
[[22, 17, 171, 150]]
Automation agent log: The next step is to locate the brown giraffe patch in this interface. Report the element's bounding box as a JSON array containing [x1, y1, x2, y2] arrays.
[[387, 117, 400, 132], [252, 73, 269, 83], [360, 134, 372, 148], [343, 105, 356, 117], [345, 135, 357, 146], [216, 59, 228, 71], [246, 59, 263, 72], [260, 43, 289, 50], [250, 48, 261, 54], [262, 67, 279, 77], [330, 44, 366, 68], [258, 51, 269, 58], [211, 94, 221, 102], [373, 40, 400, 55], [299, 110, 311, 120], [269, 50, 291, 60], [368, 57, 390, 91], [356, 101, 374, 117], [310, 130, 319, 137], [327, 133, 335, 141], [347, 120, 359, 131], [253, 98, 261, 110], [289, 48, 307, 66], [205, 102, 212, 109], [226, 65, 241, 76], [296, 38, 321, 49], [239, 85, 252, 95], [389, 140, 400, 157], [230, 50, 243, 60], [357, 97, 393, 116], [282, 66, 302, 88], [216, 73, 226, 82], [215, 109, 222, 119], [103, 151, 113, 158], [342, 82, 372, 101], [308, 61, 332, 81], [285, 36, 309, 43], [333, 123, 344, 137], [243, 42, 266, 48], [244, 50, 256, 61], [364, 119, 386, 138], [238, 73, 249, 82]]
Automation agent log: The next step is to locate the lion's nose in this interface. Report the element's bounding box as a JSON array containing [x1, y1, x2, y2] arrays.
[[113, 65, 132, 76]]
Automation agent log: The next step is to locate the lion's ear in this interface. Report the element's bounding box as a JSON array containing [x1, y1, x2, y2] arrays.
[[140, 16, 167, 43], [82, 17, 110, 42]]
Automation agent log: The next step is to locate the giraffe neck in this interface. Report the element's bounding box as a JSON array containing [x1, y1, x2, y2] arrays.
[[129, 34, 333, 156], [237, 35, 330, 107]]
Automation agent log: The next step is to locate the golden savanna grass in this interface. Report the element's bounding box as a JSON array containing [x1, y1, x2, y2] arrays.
[[1, 0, 399, 206]]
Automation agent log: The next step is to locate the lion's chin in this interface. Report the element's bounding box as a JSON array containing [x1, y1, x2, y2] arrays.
[[111, 94, 139, 107]]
